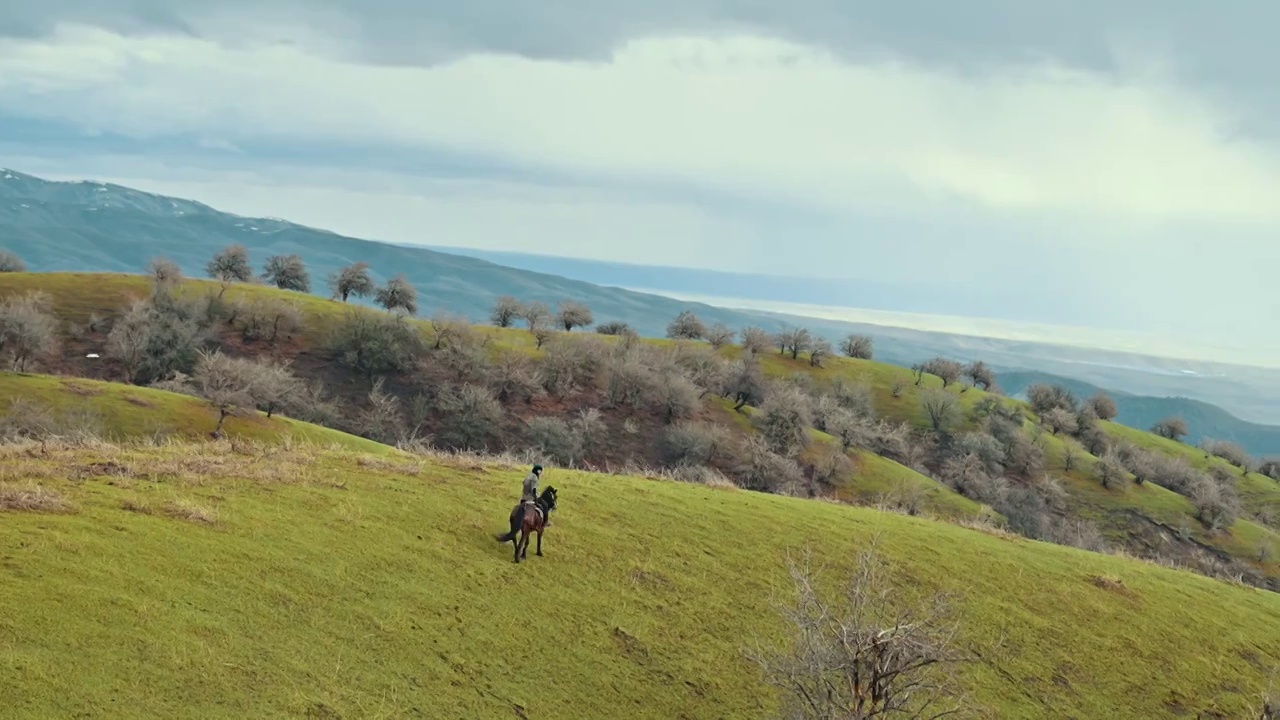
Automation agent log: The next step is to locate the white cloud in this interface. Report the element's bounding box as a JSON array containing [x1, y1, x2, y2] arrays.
[[3, 25, 1280, 230]]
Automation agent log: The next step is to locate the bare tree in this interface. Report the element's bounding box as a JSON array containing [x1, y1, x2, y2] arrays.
[[0, 250, 26, 273], [922, 358, 963, 389], [249, 359, 304, 419], [809, 337, 833, 367], [0, 291, 58, 372], [1026, 384, 1077, 415], [758, 385, 813, 457], [963, 361, 996, 391], [706, 322, 735, 349], [490, 296, 522, 327], [192, 349, 259, 436], [556, 300, 594, 331], [741, 326, 773, 354], [375, 274, 418, 315], [261, 254, 311, 292], [147, 257, 183, 286], [595, 320, 635, 337], [778, 327, 814, 360], [840, 334, 875, 360], [205, 244, 253, 283], [667, 310, 707, 340], [436, 383, 504, 451], [328, 262, 375, 302], [355, 378, 405, 444], [748, 542, 969, 720], [1095, 453, 1128, 490], [1260, 459, 1280, 482], [1086, 392, 1118, 421], [919, 389, 960, 434], [1201, 439, 1254, 471], [520, 301, 552, 333], [326, 309, 422, 381], [1041, 407, 1078, 436], [1151, 416, 1190, 442]]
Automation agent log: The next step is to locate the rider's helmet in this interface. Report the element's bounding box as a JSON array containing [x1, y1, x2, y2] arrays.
[[532, 464, 543, 475]]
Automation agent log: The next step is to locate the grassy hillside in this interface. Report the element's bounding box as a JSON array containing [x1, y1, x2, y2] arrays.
[[1001, 370, 1280, 457], [0, 372, 391, 454], [2, 441, 1279, 718]]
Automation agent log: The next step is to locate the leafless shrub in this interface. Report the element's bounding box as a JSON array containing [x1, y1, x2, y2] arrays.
[[1062, 439, 1082, 472], [0, 249, 26, 273], [1041, 407, 1078, 436], [706, 322, 735, 349], [1151, 416, 1189, 442], [891, 377, 908, 398], [147, 257, 183, 285], [758, 385, 813, 457], [1260, 459, 1280, 482], [595, 320, 635, 337], [354, 378, 405, 444], [726, 356, 767, 411], [1085, 392, 1118, 421], [520, 301, 552, 332], [921, 358, 963, 388], [808, 337, 834, 367], [661, 421, 734, 467], [738, 436, 807, 493], [1201, 438, 1254, 471], [747, 542, 970, 720], [539, 336, 607, 397], [491, 353, 543, 404], [1191, 479, 1240, 532], [919, 390, 960, 434], [206, 244, 253, 283], [963, 361, 996, 391], [0, 290, 58, 371], [654, 372, 703, 424], [435, 383, 504, 452], [525, 416, 580, 466], [191, 349, 260, 435], [234, 297, 304, 345], [106, 294, 210, 385], [326, 309, 422, 380], [1026, 384, 1077, 415], [281, 380, 344, 428], [1095, 452, 1129, 490], [807, 443, 854, 492]]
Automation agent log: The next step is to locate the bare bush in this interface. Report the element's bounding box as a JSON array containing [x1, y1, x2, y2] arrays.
[[738, 436, 807, 493], [706, 322, 735, 349], [375, 274, 418, 315], [525, 416, 580, 466], [106, 294, 209, 385], [809, 337, 833, 368], [205, 244, 253, 283], [491, 353, 543, 404], [741, 326, 773, 354], [354, 378, 404, 444], [520, 301, 552, 332], [1095, 453, 1128, 490], [326, 309, 423, 380], [1201, 439, 1254, 471], [840, 334, 874, 360], [1026, 384, 1077, 415], [919, 390, 960, 434], [595, 320, 635, 337], [147, 257, 183, 285], [726, 356, 767, 411], [667, 310, 706, 340], [0, 250, 26, 273], [0, 291, 58, 371], [662, 421, 734, 468], [539, 336, 607, 398], [434, 383, 504, 452], [281, 380, 344, 428], [748, 543, 968, 720], [1192, 479, 1239, 532], [759, 385, 813, 457], [655, 373, 703, 424], [556, 300, 594, 331], [261, 254, 311, 292], [1041, 407, 1078, 436], [1151, 416, 1189, 442], [1261, 459, 1280, 481], [234, 297, 304, 345], [1086, 392, 1118, 421], [490, 296, 522, 327], [192, 349, 259, 435], [328, 262, 375, 302]]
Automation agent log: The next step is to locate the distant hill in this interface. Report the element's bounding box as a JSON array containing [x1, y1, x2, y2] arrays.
[[1000, 370, 1280, 457]]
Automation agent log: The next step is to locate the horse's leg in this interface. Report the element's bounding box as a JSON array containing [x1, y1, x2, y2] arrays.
[[536, 527, 544, 556], [520, 525, 530, 560]]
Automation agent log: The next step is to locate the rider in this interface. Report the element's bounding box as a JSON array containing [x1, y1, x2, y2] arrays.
[[521, 464, 550, 525]]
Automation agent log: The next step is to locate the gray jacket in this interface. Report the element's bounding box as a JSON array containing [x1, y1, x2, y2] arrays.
[[521, 471, 540, 501]]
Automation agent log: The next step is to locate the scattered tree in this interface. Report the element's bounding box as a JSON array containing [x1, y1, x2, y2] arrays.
[[261, 254, 311, 292], [840, 334, 874, 360], [595, 320, 635, 337], [748, 543, 968, 720], [375, 274, 418, 315], [741, 326, 772, 354], [777, 326, 814, 360], [1151, 416, 1190, 443], [808, 337, 833, 367], [963, 360, 996, 391], [666, 310, 706, 341], [758, 385, 813, 457], [328, 262, 375, 302], [706, 323, 735, 350], [1041, 407, 1078, 436], [0, 291, 58, 372], [1026, 384, 1077, 415], [146, 257, 183, 286], [326, 310, 422, 381], [920, 389, 960, 434], [191, 349, 259, 436], [922, 358, 963, 389], [490, 296, 522, 328], [520, 301, 552, 333], [1201, 439, 1254, 471], [1095, 453, 1128, 490], [0, 250, 26, 273], [556, 300, 594, 332], [205, 244, 253, 283], [1260, 459, 1280, 482], [1086, 392, 1118, 421]]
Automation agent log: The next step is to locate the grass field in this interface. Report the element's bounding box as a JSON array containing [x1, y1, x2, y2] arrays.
[[0, 372, 391, 454], [1, 440, 1278, 719]]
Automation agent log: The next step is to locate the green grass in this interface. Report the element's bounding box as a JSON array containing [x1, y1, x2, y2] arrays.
[[0, 373, 392, 454], [1, 441, 1278, 719]]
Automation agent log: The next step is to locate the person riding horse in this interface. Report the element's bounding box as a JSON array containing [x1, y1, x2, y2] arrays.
[[521, 464, 551, 526]]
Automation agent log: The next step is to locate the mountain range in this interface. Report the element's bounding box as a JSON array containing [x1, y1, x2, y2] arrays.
[[2, 166, 1277, 456]]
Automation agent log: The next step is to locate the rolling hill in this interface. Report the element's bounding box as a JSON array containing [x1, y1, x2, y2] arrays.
[[6, 165, 1280, 430], [1, 438, 1278, 718]]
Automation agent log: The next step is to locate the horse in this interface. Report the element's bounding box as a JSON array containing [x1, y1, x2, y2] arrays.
[[495, 486, 557, 563]]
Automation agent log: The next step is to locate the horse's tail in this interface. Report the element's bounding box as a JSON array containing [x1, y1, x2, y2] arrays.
[[495, 509, 522, 542]]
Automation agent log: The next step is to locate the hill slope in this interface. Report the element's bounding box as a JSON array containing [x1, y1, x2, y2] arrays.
[[1001, 370, 1280, 457], [2, 440, 1278, 719]]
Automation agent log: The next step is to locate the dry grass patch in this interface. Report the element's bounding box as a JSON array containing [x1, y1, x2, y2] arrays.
[[0, 482, 74, 513], [161, 499, 219, 525]]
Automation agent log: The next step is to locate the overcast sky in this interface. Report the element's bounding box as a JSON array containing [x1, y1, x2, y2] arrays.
[[1, 1, 1278, 356]]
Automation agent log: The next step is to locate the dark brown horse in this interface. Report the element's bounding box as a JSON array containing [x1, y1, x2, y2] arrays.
[[495, 486, 557, 563]]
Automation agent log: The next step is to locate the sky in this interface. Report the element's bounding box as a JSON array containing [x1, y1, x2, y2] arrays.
[[1, 1, 1278, 357]]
